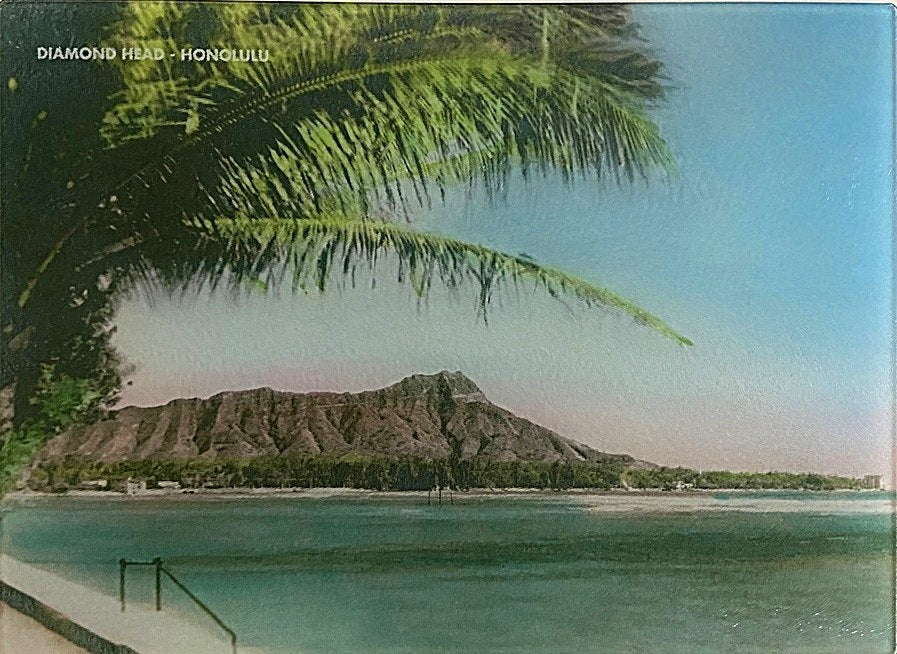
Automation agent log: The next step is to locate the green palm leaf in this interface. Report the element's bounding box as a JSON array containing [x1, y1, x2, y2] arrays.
[[182, 216, 692, 346], [209, 57, 673, 222]]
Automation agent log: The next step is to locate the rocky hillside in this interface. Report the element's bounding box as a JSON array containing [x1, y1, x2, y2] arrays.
[[36, 371, 643, 466]]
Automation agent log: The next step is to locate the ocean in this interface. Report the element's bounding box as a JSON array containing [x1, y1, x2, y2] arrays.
[[1, 491, 893, 653]]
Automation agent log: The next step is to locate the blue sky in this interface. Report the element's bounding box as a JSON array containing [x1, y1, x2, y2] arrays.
[[113, 4, 894, 477]]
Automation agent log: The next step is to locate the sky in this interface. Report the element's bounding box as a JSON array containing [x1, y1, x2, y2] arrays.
[[112, 4, 895, 479]]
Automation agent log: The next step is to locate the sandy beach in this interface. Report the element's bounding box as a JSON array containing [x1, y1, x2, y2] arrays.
[[0, 602, 88, 654]]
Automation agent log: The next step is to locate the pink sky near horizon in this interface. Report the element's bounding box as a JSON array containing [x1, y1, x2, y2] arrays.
[[114, 316, 893, 483]]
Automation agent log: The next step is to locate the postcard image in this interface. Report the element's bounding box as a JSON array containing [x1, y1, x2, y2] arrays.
[[0, 2, 893, 654]]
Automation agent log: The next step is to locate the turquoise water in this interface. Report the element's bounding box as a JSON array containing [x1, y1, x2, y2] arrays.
[[2, 492, 894, 653]]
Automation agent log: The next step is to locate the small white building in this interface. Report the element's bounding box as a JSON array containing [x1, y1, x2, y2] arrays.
[[156, 480, 181, 490]]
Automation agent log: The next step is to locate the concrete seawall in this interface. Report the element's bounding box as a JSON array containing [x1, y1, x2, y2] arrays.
[[0, 555, 250, 654]]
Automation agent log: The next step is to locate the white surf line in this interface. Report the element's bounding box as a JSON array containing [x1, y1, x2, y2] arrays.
[[0, 555, 266, 654], [574, 493, 893, 514]]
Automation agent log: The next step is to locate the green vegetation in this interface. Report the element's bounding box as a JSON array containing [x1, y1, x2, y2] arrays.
[[30, 455, 627, 492], [29, 455, 862, 494], [622, 466, 862, 491], [0, 364, 118, 495]]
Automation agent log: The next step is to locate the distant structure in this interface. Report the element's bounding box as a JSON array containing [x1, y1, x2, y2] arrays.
[[862, 474, 882, 490], [78, 479, 108, 490], [125, 478, 147, 495]]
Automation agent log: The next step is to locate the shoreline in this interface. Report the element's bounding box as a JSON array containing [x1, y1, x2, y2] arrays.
[[3, 485, 888, 506]]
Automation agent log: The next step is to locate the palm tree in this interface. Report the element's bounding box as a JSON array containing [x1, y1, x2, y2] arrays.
[[1, 3, 690, 484]]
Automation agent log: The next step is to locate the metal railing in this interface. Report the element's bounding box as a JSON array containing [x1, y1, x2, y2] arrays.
[[119, 557, 237, 654]]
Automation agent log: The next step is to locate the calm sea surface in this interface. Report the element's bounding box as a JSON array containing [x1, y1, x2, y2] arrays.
[[2, 491, 894, 653]]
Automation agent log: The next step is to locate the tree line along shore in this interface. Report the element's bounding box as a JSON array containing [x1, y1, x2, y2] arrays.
[[27, 454, 865, 494]]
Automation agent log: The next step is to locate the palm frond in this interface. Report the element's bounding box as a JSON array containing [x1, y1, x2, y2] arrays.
[[100, 3, 452, 145], [89, 2, 674, 235], [180, 216, 691, 346], [207, 56, 672, 222], [99, 3, 668, 161]]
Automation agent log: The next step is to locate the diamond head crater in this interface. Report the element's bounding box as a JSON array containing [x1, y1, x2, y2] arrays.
[[24, 372, 862, 494]]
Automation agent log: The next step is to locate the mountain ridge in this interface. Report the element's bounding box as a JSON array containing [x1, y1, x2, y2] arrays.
[[36, 371, 649, 467]]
